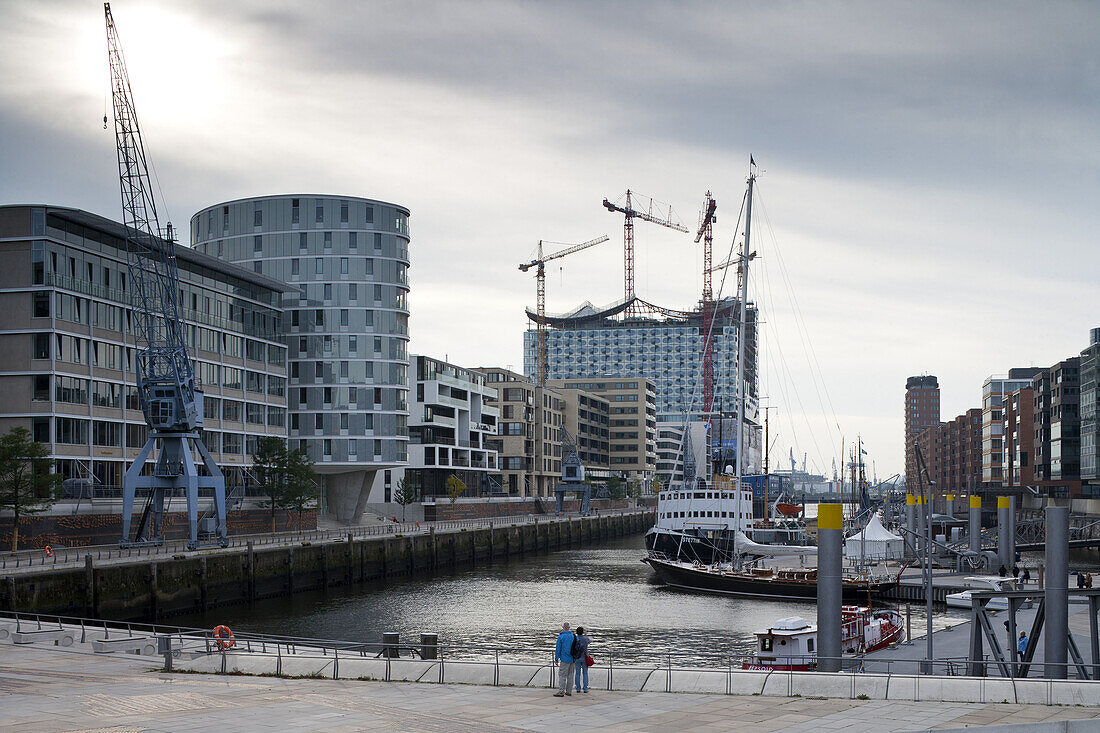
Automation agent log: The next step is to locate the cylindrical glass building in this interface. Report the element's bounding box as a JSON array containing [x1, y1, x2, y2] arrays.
[[190, 195, 410, 522]]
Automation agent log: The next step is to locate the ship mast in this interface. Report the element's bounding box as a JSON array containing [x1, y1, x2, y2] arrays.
[[735, 161, 756, 554]]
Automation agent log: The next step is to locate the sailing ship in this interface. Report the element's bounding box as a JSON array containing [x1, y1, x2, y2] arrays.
[[743, 606, 905, 671], [645, 555, 894, 601]]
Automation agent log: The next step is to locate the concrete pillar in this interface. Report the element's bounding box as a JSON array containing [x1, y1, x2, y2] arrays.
[[906, 495, 917, 557], [946, 494, 955, 517], [817, 502, 843, 673], [1044, 505, 1069, 679], [1007, 496, 1016, 569], [324, 470, 376, 524], [969, 495, 982, 554], [997, 497, 1011, 571]]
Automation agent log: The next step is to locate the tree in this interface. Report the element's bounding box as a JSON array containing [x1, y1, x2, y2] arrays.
[[250, 438, 317, 533], [445, 475, 466, 504], [278, 448, 318, 533], [394, 474, 420, 522], [606, 475, 625, 500], [251, 436, 286, 533], [627, 477, 642, 503], [0, 427, 62, 551]]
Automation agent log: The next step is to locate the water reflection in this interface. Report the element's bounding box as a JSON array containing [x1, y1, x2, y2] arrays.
[[176, 535, 969, 666]]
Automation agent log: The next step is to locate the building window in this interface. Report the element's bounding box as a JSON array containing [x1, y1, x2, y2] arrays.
[[33, 333, 50, 359], [364, 258, 374, 275], [324, 231, 332, 249], [340, 257, 348, 274], [291, 198, 300, 224], [33, 292, 50, 318], [253, 235, 262, 252], [340, 201, 349, 223], [291, 258, 300, 276], [253, 207, 262, 227], [315, 200, 324, 224], [300, 233, 308, 251], [349, 231, 357, 250], [315, 258, 323, 275], [374, 232, 382, 250]]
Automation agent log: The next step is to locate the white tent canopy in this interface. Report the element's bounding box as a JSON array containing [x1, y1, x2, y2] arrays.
[[845, 515, 904, 561]]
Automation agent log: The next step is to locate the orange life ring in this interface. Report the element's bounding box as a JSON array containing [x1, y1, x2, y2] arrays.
[[213, 625, 235, 650], [44, 545, 53, 557]]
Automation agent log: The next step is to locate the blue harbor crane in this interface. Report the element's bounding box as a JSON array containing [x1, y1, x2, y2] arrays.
[[105, 3, 228, 549]]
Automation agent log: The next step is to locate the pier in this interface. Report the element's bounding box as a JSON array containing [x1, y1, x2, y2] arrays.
[[3, 615, 1100, 732], [0, 510, 652, 621]]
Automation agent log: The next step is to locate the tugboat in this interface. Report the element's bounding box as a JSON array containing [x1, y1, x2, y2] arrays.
[[743, 606, 905, 670]]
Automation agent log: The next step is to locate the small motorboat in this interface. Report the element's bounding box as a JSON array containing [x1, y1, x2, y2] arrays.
[[945, 576, 1019, 611], [743, 606, 905, 670]]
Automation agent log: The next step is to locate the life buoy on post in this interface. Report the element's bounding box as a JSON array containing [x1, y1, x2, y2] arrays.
[[213, 625, 235, 651], [44, 545, 53, 557]]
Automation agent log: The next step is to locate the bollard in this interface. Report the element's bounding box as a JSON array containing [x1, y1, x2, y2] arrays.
[[906, 495, 917, 557], [969, 495, 982, 554], [1044, 505, 1069, 679], [382, 631, 400, 658], [158, 634, 173, 672], [817, 502, 843, 672], [420, 633, 438, 660], [997, 496, 1011, 570]]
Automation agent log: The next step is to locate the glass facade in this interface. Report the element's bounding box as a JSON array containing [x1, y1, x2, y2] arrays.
[[190, 196, 410, 469], [0, 205, 288, 492]]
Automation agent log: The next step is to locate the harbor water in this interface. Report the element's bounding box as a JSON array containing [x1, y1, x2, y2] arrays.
[[175, 535, 971, 665]]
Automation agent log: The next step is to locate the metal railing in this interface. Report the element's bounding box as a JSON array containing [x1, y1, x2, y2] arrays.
[[0, 509, 641, 570], [2, 611, 1096, 703]]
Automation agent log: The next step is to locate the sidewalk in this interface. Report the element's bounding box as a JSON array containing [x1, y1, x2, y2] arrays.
[[3, 639, 1100, 732]]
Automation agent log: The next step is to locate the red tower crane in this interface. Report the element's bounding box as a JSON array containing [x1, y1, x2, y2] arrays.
[[695, 192, 718, 414], [602, 190, 689, 316]]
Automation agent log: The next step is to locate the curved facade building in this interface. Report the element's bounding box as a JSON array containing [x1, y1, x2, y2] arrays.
[[190, 195, 410, 522]]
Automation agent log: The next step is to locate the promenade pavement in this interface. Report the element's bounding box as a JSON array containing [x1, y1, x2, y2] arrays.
[[4, 638, 1100, 732]]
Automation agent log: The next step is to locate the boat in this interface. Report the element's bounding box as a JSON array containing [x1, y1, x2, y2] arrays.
[[742, 606, 906, 670], [645, 555, 894, 601], [773, 493, 804, 517], [945, 576, 1019, 610]]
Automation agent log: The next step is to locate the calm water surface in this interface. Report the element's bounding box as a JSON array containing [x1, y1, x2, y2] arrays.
[[176, 535, 970, 664]]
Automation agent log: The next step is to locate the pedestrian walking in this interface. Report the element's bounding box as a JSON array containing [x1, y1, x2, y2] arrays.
[[1077, 572, 1086, 589], [998, 565, 1007, 578], [1087, 573, 1094, 589], [554, 622, 576, 697], [1017, 631, 1028, 656], [1021, 567, 1031, 585], [573, 626, 591, 693]]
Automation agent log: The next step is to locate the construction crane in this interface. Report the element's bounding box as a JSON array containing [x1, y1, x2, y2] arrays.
[[602, 190, 689, 316], [519, 235, 609, 386], [694, 192, 718, 414], [105, 3, 227, 549]]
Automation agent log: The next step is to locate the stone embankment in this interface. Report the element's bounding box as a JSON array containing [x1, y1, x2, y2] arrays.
[[0, 510, 652, 621]]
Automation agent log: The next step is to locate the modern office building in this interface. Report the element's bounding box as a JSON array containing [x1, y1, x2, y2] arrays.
[[401, 355, 499, 499], [190, 195, 410, 523], [555, 386, 611, 479], [477, 367, 563, 497], [1002, 388, 1036, 489], [547, 377, 658, 480], [1032, 359, 1080, 486], [1081, 328, 1100, 498], [904, 376, 940, 485], [981, 369, 1043, 491], [525, 297, 758, 426], [0, 205, 290, 493]]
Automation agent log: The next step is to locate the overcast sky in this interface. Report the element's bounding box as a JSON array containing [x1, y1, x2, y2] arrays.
[[2, 0, 1098, 478]]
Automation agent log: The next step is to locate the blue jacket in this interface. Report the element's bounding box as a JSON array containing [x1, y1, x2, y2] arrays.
[[555, 630, 576, 663]]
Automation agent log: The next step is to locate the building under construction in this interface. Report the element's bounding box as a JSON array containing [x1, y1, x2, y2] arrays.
[[523, 295, 759, 427]]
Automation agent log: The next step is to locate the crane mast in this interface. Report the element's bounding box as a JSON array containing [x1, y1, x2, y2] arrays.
[[519, 235, 608, 386], [106, 2, 227, 549], [603, 190, 689, 317], [695, 192, 717, 415]]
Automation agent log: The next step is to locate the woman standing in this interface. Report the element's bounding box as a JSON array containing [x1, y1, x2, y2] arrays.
[[573, 626, 591, 693]]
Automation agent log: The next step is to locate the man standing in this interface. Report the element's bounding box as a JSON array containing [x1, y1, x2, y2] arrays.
[[554, 622, 576, 697]]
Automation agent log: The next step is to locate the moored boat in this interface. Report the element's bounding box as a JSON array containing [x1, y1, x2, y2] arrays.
[[743, 606, 905, 670], [645, 555, 894, 601]]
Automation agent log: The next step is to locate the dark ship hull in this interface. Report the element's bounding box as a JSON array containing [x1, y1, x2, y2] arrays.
[[644, 556, 892, 601]]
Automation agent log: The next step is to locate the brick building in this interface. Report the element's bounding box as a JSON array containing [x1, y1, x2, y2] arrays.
[[905, 376, 940, 484]]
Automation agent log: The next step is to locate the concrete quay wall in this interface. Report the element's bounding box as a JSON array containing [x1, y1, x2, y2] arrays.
[[0, 511, 652, 622]]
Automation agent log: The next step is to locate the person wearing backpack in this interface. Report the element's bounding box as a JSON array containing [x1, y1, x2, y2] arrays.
[[573, 626, 591, 693], [554, 622, 576, 697]]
